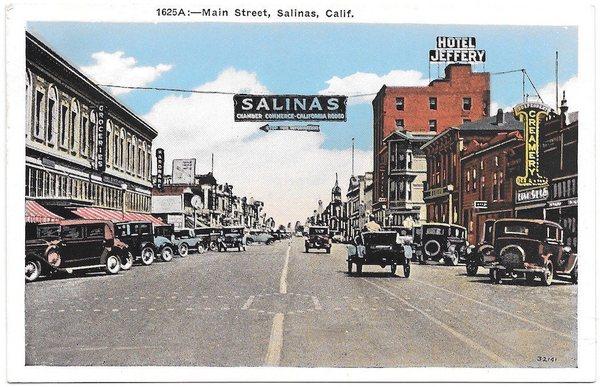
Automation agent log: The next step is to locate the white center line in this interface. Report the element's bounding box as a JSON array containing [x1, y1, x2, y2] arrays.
[[241, 296, 255, 310], [363, 279, 513, 367], [279, 244, 291, 294]]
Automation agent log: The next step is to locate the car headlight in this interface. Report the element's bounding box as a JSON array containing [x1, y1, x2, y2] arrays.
[[466, 245, 474, 254], [448, 244, 456, 252]]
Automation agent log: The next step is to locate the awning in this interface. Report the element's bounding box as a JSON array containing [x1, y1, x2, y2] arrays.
[[71, 207, 166, 226], [26, 200, 64, 223]]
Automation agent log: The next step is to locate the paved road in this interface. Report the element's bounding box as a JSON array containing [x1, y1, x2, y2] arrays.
[[25, 237, 577, 367]]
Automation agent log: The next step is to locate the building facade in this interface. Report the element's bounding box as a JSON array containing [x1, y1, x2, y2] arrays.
[[372, 64, 490, 220], [25, 32, 157, 226], [346, 172, 373, 239]]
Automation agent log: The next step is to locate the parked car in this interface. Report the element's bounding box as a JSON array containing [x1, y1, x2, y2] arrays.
[[415, 223, 467, 266], [247, 229, 274, 245], [114, 221, 159, 266], [218, 226, 246, 252], [194, 227, 221, 251], [347, 231, 411, 277], [173, 228, 206, 256], [304, 226, 331, 253], [25, 220, 129, 282], [487, 219, 577, 286], [465, 219, 497, 276], [384, 226, 413, 244]]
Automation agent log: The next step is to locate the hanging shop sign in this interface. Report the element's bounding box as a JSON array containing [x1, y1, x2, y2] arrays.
[[429, 36, 486, 63], [233, 94, 347, 122], [96, 104, 107, 172], [155, 148, 165, 190], [515, 185, 549, 205], [513, 102, 552, 187], [473, 200, 488, 209]]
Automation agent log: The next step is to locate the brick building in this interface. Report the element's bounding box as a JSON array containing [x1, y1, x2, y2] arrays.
[[372, 64, 490, 221], [422, 109, 522, 225], [460, 131, 523, 244]]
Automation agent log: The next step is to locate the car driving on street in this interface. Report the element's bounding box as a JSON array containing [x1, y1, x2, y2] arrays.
[[218, 226, 246, 252], [347, 231, 411, 277], [304, 225, 332, 253], [415, 223, 467, 266]]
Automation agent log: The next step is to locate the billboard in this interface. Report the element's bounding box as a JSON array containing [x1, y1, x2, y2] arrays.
[[429, 36, 486, 63], [172, 158, 196, 184], [233, 94, 347, 122], [513, 102, 552, 187]]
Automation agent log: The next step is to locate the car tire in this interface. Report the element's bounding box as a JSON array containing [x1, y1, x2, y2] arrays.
[[238, 245, 242, 252], [105, 255, 121, 275], [25, 259, 41, 282], [541, 262, 553, 286], [449, 253, 459, 266], [196, 244, 205, 254], [140, 247, 155, 266], [570, 264, 578, 284], [466, 261, 478, 276], [120, 252, 134, 271], [390, 263, 397, 276], [178, 243, 189, 257], [161, 246, 174, 262], [347, 261, 352, 274], [403, 264, 411, 278]]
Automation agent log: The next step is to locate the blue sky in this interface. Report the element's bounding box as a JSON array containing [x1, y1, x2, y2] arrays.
[[28, 22, 577, 152]]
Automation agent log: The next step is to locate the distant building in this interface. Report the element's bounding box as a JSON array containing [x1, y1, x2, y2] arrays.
[[346, 172, 373, 239], [323, 174, 344, 234], [372, 64, 490, 221]]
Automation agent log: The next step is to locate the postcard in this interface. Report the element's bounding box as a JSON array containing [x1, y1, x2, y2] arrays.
[[3, 0, 597, 382]]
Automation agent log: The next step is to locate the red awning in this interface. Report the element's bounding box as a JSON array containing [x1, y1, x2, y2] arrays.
[[71, 207, 165, 226], [26, 200, 64, 223]]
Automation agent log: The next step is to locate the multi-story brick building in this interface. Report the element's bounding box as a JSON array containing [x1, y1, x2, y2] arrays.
[[25, 32, 160, 232], [460, 131, 523, 244], [422, 109, 522, 225], [372, 64, 490, 221]]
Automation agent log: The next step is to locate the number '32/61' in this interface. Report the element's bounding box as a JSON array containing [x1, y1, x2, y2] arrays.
[[537, 356, 557, 362]]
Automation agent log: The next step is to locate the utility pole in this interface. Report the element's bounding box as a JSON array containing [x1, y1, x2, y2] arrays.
[[351, 137, 355, 177], [555, 51, 559, 112], [211, 153, 214, 175]]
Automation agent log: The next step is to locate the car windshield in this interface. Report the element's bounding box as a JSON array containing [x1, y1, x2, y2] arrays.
[[363, 232, 396, 245], [503, 225, 529, 235], [115, 224, 128, 237], [425, 227, 445, 236], [37, 225, 60, 239], [309, 228, 328, 235]]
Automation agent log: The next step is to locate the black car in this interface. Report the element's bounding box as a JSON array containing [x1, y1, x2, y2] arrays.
[[218, 226, 246, 252], [305, 226, 331, 253], [416, 223, 467, 266], [114, 221, 159, 266], [194, 227, 221, 251], [347, 231, 411, 277], [465, 219, 497, 276], [25, 220, 129, 282]]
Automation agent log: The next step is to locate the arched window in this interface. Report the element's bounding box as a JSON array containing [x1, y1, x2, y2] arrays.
[[130, 134, 136, 173], [112, 123, 119, 167], [81, 110, 89, 156], [26, 70, 32, 136], [142, 141, 147, 179], [46, 85, 59, 145], [89, 111, 97, 161], [120, 129, 126, 169], [33, 84, 46, 140], [69, 99, 80, 152]]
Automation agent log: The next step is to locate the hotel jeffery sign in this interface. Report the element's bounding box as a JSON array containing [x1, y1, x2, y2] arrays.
[[233, 95, 347, 122], [429, 37, 486, 63], [513, 102, 552, 205]]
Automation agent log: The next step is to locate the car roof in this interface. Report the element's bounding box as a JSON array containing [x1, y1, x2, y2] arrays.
[[309, 226, 328, 229], [115, 221, 151, 225], [422, 222, 465, 229], [494, 218, 562, 228]]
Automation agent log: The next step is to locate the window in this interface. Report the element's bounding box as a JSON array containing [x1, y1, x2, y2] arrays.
[[472, 168, 477, 190], [26, 71, 32, 135], [463, 97, 472, 111], [70, 100, 80, 152], [46, 86, 58, 145], [81, 115, 89, 156], [429, 97, 437, 110], [60, 104, 69, 147], [494, 156, 499, 166], [466, 170, 470, 192], [120, 129, 126, 169], [492, 173, 498, 201], [34, 89, 45, 139], [89, 111, 97, 160], [498, 172, 504, 200], [395, 119, 404, 129], [407, 181, 412, 200], [395, 97, 404, 111], [428, 119, 437, 132]]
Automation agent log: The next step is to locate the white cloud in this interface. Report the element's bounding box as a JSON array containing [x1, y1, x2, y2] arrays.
[[80, 51, 173, 95], [319, 70, 429, 105], [144, 68, 372, 226]]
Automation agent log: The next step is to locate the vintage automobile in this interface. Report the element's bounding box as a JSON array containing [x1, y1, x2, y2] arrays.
[[114, 221, 160, 266], [465, 219, 497, 276], [347, 231, 411, 277], [194, 227, 221, 251], [246, 229, 274, 245], [304, 226, 332, 253], [218, 226, 246, 252], [384, 226, 413, 244], [487, 219, 577, 286], [415, 223, 468, 266], [173, 228, 206, 256], [25, 220, 129, 282]]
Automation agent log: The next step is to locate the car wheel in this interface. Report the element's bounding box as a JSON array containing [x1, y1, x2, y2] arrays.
[[390, 263, 397, 276], [196, 244, 205, 254], [403, 264, 411, 278], [347, 261, 352, 274], [178, 243, 189, 257], [541, 262, 553, 286], [140, 247, 155, 266], [570, 264, 578, 284], [105, 255, 121, 275], [161, 246, 174, 262], [120, 252, 134, 271], [466, 261, 478, 276], [25, 259, 41, 282], [238, 245, 242, 252], [209, 242, 218, 251], [450, 253, 459, 266]]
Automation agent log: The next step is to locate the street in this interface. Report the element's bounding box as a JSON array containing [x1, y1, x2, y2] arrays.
[[25, 237, 577, 368]]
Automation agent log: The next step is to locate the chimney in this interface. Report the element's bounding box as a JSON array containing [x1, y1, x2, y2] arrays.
[[495, 109, 505, 125]]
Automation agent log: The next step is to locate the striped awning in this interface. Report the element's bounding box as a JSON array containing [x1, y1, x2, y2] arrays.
[[25, 200, 64, 223], [71, 207, 166, 226]]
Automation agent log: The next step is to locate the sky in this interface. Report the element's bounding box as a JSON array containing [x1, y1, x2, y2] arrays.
[[27, 22, 578, 225]]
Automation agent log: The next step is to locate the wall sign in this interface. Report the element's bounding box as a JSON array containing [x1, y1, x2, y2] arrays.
[[155, 148, 165, 190], [172, 159, 196, 184], [473, 200, 488, 209], [513, 102, 551, 187], [233, 94, 347, 122], [515, 186, 549, 205], [429, 37, 486, 63], [96, 104, 107, 172]]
